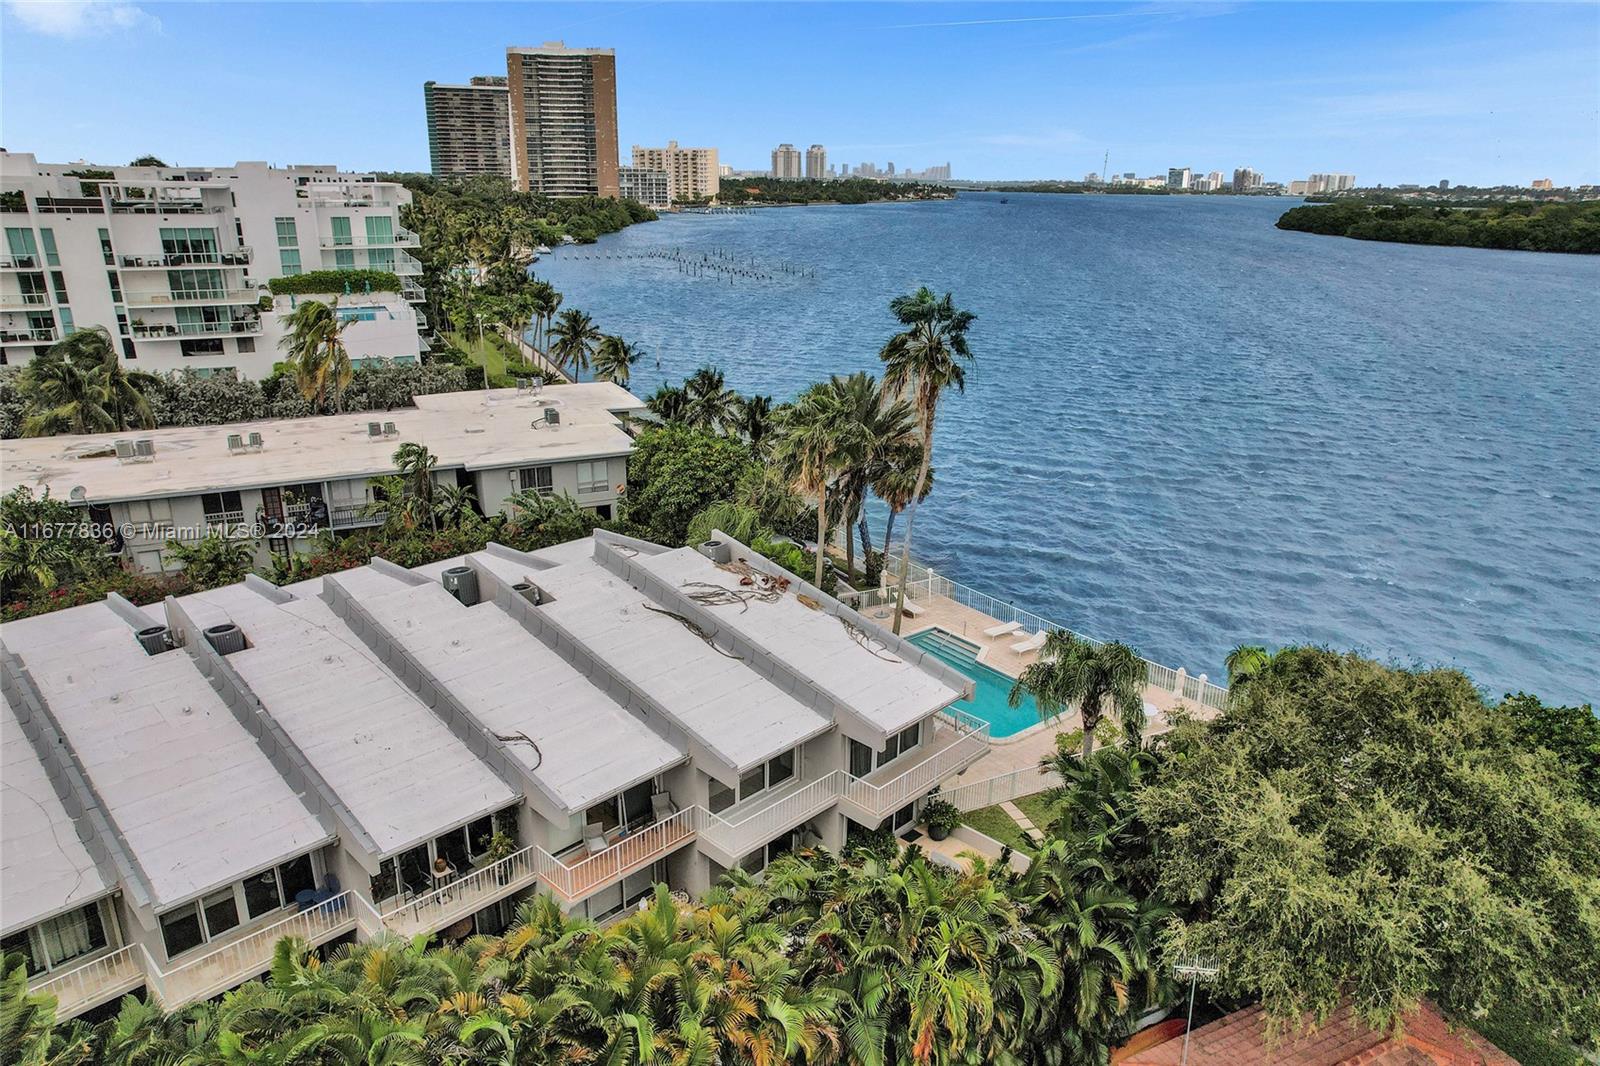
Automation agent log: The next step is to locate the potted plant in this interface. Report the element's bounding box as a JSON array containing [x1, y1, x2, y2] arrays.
[[482, 831, 517, 885], [920, 793, 960, 842]]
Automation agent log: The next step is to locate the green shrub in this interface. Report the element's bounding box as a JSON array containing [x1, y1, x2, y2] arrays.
[[267, 270, 402, 296]]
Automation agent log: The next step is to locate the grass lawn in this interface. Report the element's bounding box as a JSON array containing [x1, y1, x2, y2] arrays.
[[1013, 792, 1064, 834], [959, 790, 1064, 857], [444, 330, 521, 387]]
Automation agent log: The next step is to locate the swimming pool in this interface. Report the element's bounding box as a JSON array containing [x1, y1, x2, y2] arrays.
[[909, 628, 1045, 739]]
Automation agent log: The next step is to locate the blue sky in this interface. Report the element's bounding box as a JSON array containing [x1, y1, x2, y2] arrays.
[[2, 1, 1596, 185]]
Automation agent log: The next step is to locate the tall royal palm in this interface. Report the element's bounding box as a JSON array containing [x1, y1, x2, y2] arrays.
[[778, 381, 867, 589], [1010, 631, 1146, 759], [548, 307, 602, 379], [828, 372, 916, 579], [684, 364, 739, 432], [278, 298, 354, 412], [591, 335, 641, 387], [879, 286, 976, 633], [873, 440, 933, 572], [732, 393, 777, 458]]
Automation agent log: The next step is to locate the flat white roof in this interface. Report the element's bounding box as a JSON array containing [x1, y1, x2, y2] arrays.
[[637, 546, 965, 737], [181, 583, 517, 856], [0, 689, 113, 934], [1, 602, 331, 909], [331, 565, 683, 814], [1, 382, 645, 506], [527, 548, 833, 773]]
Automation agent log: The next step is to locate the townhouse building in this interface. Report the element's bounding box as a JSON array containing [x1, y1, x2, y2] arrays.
[[0, 153, 426, 378], [0, 528, 987, 1020], [1, 381, 642, 575]]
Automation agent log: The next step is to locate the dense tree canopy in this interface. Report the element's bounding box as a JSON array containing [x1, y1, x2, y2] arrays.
[[1276, 200, 1600, 253], [1139, 648, 1600, 1041], [623, 424, 760, 546]]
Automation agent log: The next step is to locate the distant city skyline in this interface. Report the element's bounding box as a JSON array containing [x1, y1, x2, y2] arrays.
[[1, 1, 1595, 187]]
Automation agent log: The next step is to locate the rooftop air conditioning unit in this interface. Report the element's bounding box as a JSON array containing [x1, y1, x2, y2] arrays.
[[442, 565, 479, 607], [511, 580, 544, 605], [543, 408, 560, 426], [136, 625, 173, 656], [698, 539, 732, 565], [530, 376, 543, 394], [227, 433, 245, 453], [382, 422, 397, 437], [202, 623, 246, 656], [246, 432, 264, 450], [114, 440, 136, 462], [134, 439, 155, 459], [367, 422, 383, 438]]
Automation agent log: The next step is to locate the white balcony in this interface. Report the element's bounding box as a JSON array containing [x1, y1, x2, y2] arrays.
[[318, 228, 419, 248], [29, 945, 146, 1021], [839, 712, 991, 823], [0, 292, 49, 309], [395, 252, 423, 276], [1, 326, 57, 344], [131, 318, 261, 339], [0, 254, 42, 269], [118, 249, 253, 269], [124, 288, 259, 308], [698, 774, 843, 863]]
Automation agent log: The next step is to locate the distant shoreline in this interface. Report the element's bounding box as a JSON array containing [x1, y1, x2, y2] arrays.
[[1276, 200, 1600, 254]]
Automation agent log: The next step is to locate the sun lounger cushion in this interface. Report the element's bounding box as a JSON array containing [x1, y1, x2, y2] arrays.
[[1010, 631, 1047, 654], [984, 621, 1021, 638]]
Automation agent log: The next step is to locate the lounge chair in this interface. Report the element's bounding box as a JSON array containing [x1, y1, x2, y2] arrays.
[[983, 620, 1021, 638], [1010, 631, 1047, 655], [899, 596, 924, 618], [582, 823, 609, 855], [650, 792, 677, 823]]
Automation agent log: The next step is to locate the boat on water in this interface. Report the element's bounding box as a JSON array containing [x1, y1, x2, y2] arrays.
[[999, 197, 1010, 204]]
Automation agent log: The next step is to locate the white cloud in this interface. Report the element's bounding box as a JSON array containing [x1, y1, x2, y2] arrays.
[[5, 0, 160, 38]]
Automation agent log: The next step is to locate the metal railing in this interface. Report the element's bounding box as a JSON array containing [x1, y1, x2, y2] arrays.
[[0, 253, 40, 268], [154, 892, 357, 1008], [842, 718, 992, 818], [938, 766, 1057, 813], [318, 229, 418, 248], [132, 318, 261, 337], [700, 774, 842, 857], [30, 945, 145, 1018], [330, 502, 380, 528], [547, 806, 701, 900], [118, 249, 253, 268], [383, 845, 549, 936], [0, 326, 57, 343], [880, 558, 1229, 710], [124, 288, 258, 306], [0, 292, 49, 308]]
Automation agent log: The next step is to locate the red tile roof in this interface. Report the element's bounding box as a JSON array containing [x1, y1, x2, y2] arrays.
[[1118, 1000, 1517, 1066]]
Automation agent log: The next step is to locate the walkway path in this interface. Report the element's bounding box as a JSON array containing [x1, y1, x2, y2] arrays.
[[999, 801, 1043, 847]]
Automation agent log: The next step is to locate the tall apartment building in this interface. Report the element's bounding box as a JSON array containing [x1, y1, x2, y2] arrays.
[[1232, 167, 1262, 192], [0, 527, 986, 1022], [617, 166, 671, 210], [805, 145, 827, 180], [1532, 178, 1553, 190], [506, 43, 619, 198], [629, 141, 720, 204], [423, 77, 512, 180], [770, 144, 802, 180], [1307, 173, 1357, 193], [1166, 167, 1192, 190], [0, 381, 642, 576], [1, 153, 425, 377]]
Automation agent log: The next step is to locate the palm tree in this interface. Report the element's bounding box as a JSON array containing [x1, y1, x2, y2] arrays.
[[684, 365, 739, 432], [646, 382, 688, 423], [48, 327, 154, 432], [278, 298, 355, 412], [872, 441, 933, 575], [163, 534, 256, 588], [393, 442, 440, 533], [529, 282, 561, 354], [432, 482, 479, 530], [548, 308, 602, 379], [777, 380, 868, 589], [1009, 631, 1147, 759], [18, 350, 113, 436], [591, 335, 641, 387], [732, 393, 778, 458], [879, 287, 976, 633], [825, 372, 916, 580], [1225, 644, 1275, 690]]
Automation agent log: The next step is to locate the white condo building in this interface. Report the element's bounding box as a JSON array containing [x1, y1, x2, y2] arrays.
[[1, 153, 427, 378], [1, 381, 641, 576], [629, 142, 720, 204], [0, 528, 987, 1021]]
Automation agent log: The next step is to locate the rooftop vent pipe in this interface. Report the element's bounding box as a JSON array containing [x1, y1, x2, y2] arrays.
[[698, 539, 732, 565], [203, 623, 246, 656], [511, 580, 543, 605], [136, 625, 173, 656], [443, 565, 479, 606]]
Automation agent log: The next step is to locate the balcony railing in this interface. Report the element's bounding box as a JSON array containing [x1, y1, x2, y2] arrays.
[[118, 248, 253, 269], [0, 254, 40, 269], [109, 201, 224, 215], [132, 318, 261, 338], [124, 288, 259, 307], [699, 774, 844, 859], [30, 945, 145, 1021], [147, 893, 357, 1009], [0, 326, 57, 344], [395, 252, 423, 276], [840, 713, 992, 821], [318, 228, 419, 248], [383, 845, 547, 938], [330, 502, 380, 528], [0, 292, 49, 308]]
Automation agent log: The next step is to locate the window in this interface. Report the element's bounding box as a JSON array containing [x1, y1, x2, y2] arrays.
[[334, 249, 355, 270], [279, 249, 302, 276], [5, 227, 37, 262], [330, 216, 352, 245], [274, 217, 298, 247], [5, 905, 109, 975], [40, 228, 59, 266], [98, 228, 113, 264], [159, 227, 218, 261], [58, 308, 74, 335], [518, 465, 553, 494], [708, 778, 735, 815], [890, 803, 916, 833], [202, 490, 243, 521], [768, 748, 795, 787], [364, 214, 394, 245], [201, 888, 239, 939], [181, 338, 225, 356], [584, 779, 654, 836], [576, 460, 609, 495], [367, 247, 394, 272], [849, 739, 874, 777], [237, 337, 255, 353], [121, 338, 136, 360], [50, 271, 69, 303], [739, 765, 766, 802], [107, 271, 122, 301], [434, 826, 472, 873], [159, 904, 205, 958], [244, 867, 283, 918], [278, 854, 315, 902], [167, 268, 224, 298]]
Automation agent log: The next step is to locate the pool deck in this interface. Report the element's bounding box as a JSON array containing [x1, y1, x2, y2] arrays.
[[885, 593, 1215, 786]]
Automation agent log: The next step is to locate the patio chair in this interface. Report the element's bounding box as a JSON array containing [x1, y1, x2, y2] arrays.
[[983, 620, 1021, 638], [650, 792, 677, 823], [1010, 631, 1047, 655], [899, 595, 924, 618], [582, 823, 609, 855]]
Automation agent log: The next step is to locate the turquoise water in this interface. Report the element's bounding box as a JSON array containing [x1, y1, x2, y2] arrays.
[[908, 628, 1045, 738], [538, 194, 1600, 704]]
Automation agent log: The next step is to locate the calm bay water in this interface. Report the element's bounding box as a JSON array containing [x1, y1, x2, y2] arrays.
[[536, 192, 1600, 705]]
